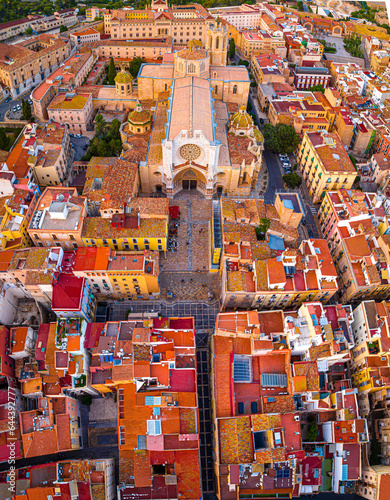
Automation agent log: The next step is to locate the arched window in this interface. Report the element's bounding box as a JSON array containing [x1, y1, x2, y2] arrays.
[[209, 36, 213, 48], [233, 85, 237, 95], [216, 37, 219, 49], [188, 63, 195, 73]]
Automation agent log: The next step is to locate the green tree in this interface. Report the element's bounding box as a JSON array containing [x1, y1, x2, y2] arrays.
[[22, 99, 33, 122], [107, 57, 117, 85], [264, 123, 301, 154], [349, 154, 357, 171], [308, 84, 325, 93], [328, 12, 334, 18], [81, 395, 92, 406], [129, 56, 144, 78], [0, 129, 9, 151], [95, 113, 106, 138], [283, 172, 302, 189], [108, 118, 121, 139], [59, 25, 68, 33], [97, 141, 109, 156], [306, 420, 319, 442], [228, 38, 235, 59], [255, 218, 271, 240], [297, 1, 304, 12], [25, 27, 33, 35]]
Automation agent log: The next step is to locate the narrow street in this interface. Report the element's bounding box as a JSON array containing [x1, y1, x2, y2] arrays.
[[263, 149, 285, 204]]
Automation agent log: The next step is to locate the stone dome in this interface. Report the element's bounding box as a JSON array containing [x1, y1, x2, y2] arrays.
[[230, 106, 253, 129], [115, 69, 132, 84], [128, 102, 152, 125]]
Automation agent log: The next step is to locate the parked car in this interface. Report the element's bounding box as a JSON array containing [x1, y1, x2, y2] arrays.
[[308, 229, 313, 238], [70, 143, 74, 148], [75, 134, 82, 138], [16, 104, 21, 111], [28, 99, 32, 105], [5, 97, 11, 103], [259, 118, 264, 124], [13, 106, 17, 112], [83, 144, 89, 150]]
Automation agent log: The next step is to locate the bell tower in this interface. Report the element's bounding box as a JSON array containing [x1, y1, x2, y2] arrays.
[[206, 17, 228, 67]]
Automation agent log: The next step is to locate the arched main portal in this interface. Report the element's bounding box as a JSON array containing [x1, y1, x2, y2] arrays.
[[173, 167, 208, 196]]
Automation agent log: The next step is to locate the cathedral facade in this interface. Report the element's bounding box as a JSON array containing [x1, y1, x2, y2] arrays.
[[122, 19, 264, 198]]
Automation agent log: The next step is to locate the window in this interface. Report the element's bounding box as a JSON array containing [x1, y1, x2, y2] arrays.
[[51, 234, 59, 240], [215, 85, 218, 94], [234, 355, 252, 383], [233, 85, 237, 95], [147, 419, 162, 435]]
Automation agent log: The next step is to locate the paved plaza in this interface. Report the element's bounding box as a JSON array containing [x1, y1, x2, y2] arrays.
[[160, 195, 213, 272]]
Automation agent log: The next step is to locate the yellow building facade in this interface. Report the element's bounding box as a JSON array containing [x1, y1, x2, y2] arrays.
[[297, 130, 357, 204]]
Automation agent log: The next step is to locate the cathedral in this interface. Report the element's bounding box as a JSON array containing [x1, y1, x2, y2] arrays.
[[121, 19, 264, 198]]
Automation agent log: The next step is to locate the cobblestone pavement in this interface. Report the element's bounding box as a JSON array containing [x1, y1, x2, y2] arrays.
[[160, 270, 221, 301], [108, 300, 220, 330], [160, 195, 212, 272]]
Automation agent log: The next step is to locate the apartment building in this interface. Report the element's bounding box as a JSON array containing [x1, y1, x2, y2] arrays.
[[209, 4, 263, 30], [27, 187, 87, 250], [105, 2, 214, 47], [219, 198, 338, 310], [32, 52, 94, 120], [297, 130, 357, 204], [268, 92, 335, 134], [0, 186, 36, 252], [251, 53, 288, 86], [5, 246, 64, 307], [211, 310, 300, 499], [0, 34, 70, 98], [86, 6, 106, 21], [47, 93, 94, 135], [0, 459, 116, 500], [369, 153, 390, 186], [349, 301, 390, 419], [36, 317, 97, 395], [69, 27, 101, 47], [336, 234, 390, 304], [19, 395, 80, 458], [293, 64, 331, 90], [87, 37, 173, 65], [358, 466, 390, 500], [239, 30, 286, 59], [334, 106, 377, 157], [72, 247, 160, 299], [86, 314, 202, 500], [318, 189, 386, 256], [0, 10, 76, 42]]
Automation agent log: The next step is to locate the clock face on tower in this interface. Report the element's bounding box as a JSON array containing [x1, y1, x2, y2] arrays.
[[180, 143, 202, 162]]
